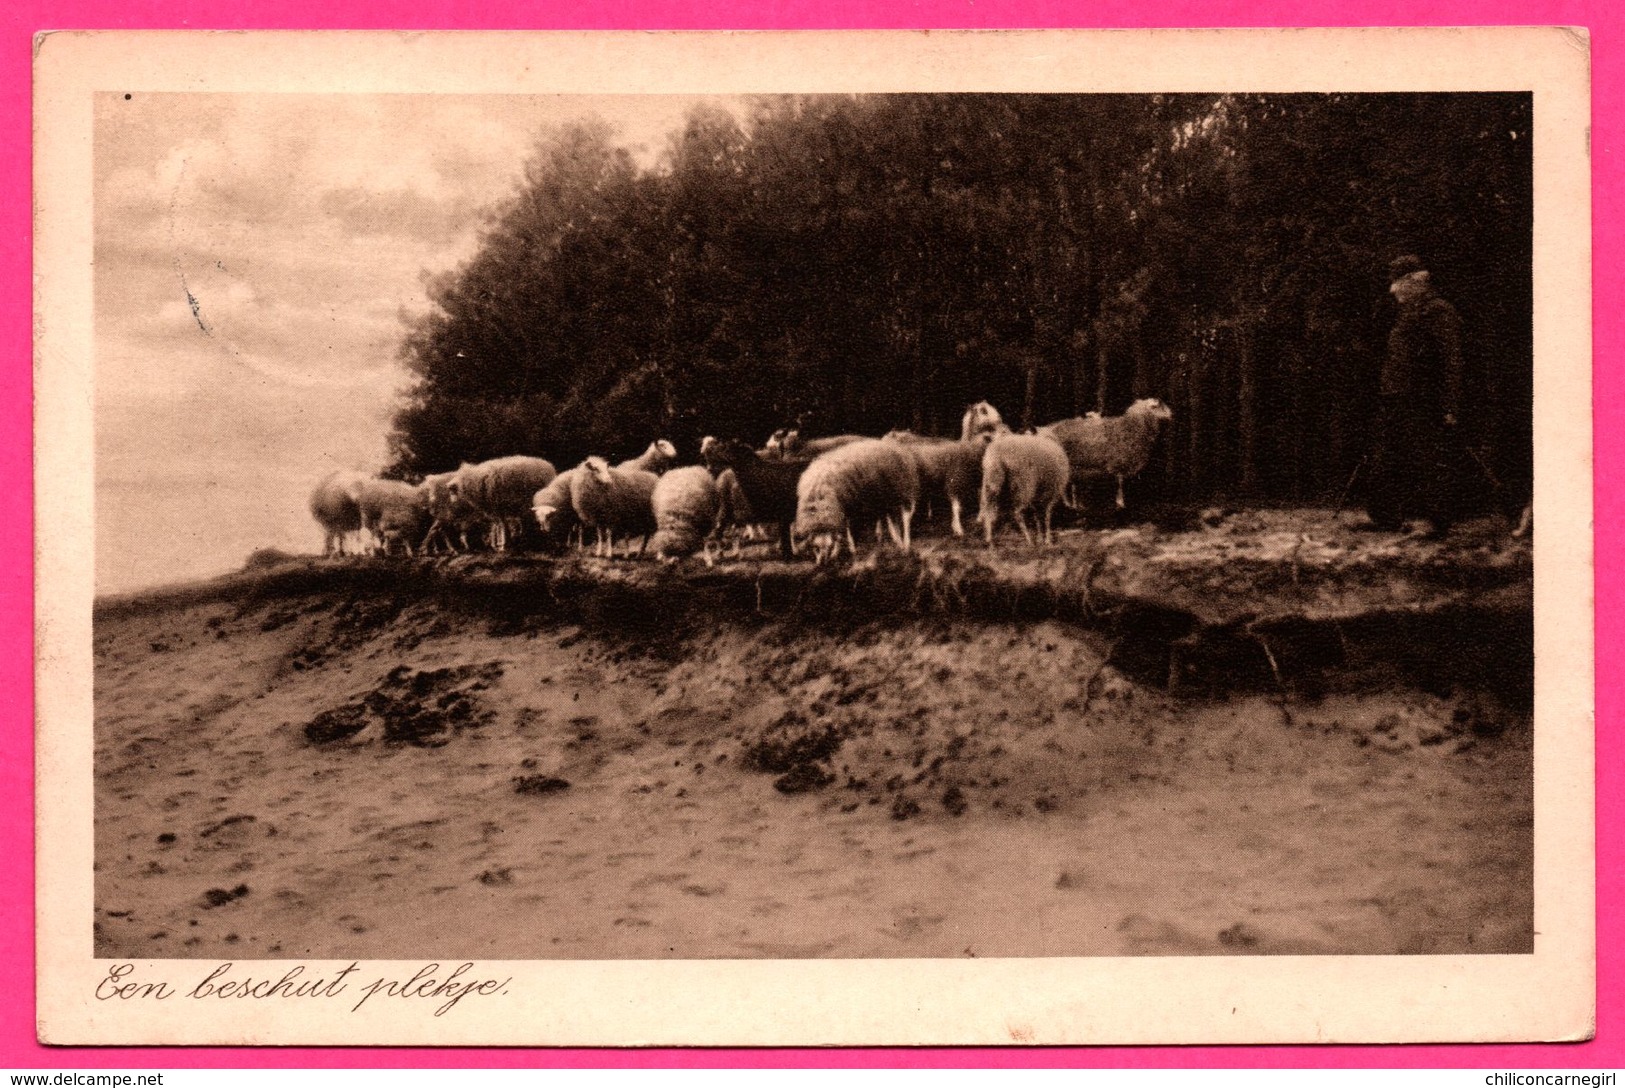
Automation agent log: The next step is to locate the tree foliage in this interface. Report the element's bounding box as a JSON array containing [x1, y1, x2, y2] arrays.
[[389, 92, 1531, 504]]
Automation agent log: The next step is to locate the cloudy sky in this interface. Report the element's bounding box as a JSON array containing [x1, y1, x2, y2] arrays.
[[94, 92, 732, 594]]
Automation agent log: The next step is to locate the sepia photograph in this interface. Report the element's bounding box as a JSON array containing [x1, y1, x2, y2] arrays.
[[36, 29, 1594, 1046]]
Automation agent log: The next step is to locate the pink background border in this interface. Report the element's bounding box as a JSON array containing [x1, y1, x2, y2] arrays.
[[11, 0, 1613, 1068]]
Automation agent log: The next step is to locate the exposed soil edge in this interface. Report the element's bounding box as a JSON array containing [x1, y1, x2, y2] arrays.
[[94, 551, 1532, 705]]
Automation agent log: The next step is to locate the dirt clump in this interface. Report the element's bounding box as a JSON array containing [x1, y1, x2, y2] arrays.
[[302, 662, 505, 748], [303, 703, 370, 744], [513, 775, 571, 796], [772, 763, 835, 795], [200, 884, 250, 909]]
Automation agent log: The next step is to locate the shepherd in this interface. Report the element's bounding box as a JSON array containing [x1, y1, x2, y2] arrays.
[[1364, 254, 1471, 536]]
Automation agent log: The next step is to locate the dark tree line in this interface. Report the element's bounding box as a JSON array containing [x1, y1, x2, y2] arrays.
[[388, 92, 1531, 506]]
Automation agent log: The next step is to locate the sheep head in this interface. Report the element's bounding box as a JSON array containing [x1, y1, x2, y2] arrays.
[[584, 455, 614, 484], [791, 478, 847, 566], [1128, 398, 1173, 425], [960, 401, 1005, 442], [763, 428, 792, 457], [704, 437, 752, 468], [790, 521, 842, 566]]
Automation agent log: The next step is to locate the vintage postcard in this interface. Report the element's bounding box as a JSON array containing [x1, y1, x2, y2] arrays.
[[35, 28, 1593, 1045]]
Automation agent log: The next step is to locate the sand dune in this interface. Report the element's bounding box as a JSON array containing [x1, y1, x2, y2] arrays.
[[94, 528, 1532, 959]]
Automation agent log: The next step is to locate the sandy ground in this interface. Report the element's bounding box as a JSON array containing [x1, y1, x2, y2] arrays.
[[94, 546, 1532, 959]]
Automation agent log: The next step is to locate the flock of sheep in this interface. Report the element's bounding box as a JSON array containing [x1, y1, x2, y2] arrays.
[[309, 398, 1175, 566]]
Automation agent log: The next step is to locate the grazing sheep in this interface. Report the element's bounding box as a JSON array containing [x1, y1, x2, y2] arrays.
[[617, 439, 678, 475], [650, 465, 723, 563], [449, 455, 559, 551], [979, 434, 1070, 547], [883, 430, 999, 537], [530, 467, 583, 547], [570, 456, 658, 558], [309, 470, 366, 556], [374, 490, 435, 556], [792, 439, 921, 564], [421, 470, 487, 554], [348, 478, 433, 556], [701, 436, 812, 560], [1037, 398, 1173, 510], [961, 401, 1007, 442], [773, 430, 868, 458]]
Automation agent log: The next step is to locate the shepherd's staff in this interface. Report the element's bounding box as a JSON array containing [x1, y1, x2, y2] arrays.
[[1331, 455, 1369, 517]]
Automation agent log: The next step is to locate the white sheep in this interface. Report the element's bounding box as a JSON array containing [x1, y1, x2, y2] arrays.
[[421, 470, 486, 553], [347, 478, 432, 556], [449, 455, 559, 551], [978, 433, 1070, 547], [570, 456, 659, 558], [791, 439, 921, 564], [309, 470, 366, 556], [617, 439, 678, 475], [883, 430, 999, 537], [530, 467, 583, 547], [1037, 398, 1173, 510], [773, 430, 868, 459], [649, 465, 723, 563]]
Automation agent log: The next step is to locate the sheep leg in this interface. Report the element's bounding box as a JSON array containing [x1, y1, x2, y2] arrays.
[[1115, 475, 1126, 510], [950, 498, 964, 537], [424, 519, 446, 555], [883, 517, 903, 548], [1043, 503, 1055, 546], [902, 504, 914, 551], [982, 510, 996, 548], [1016, 510, 1035, 547], [846, 527, 858, 557]]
